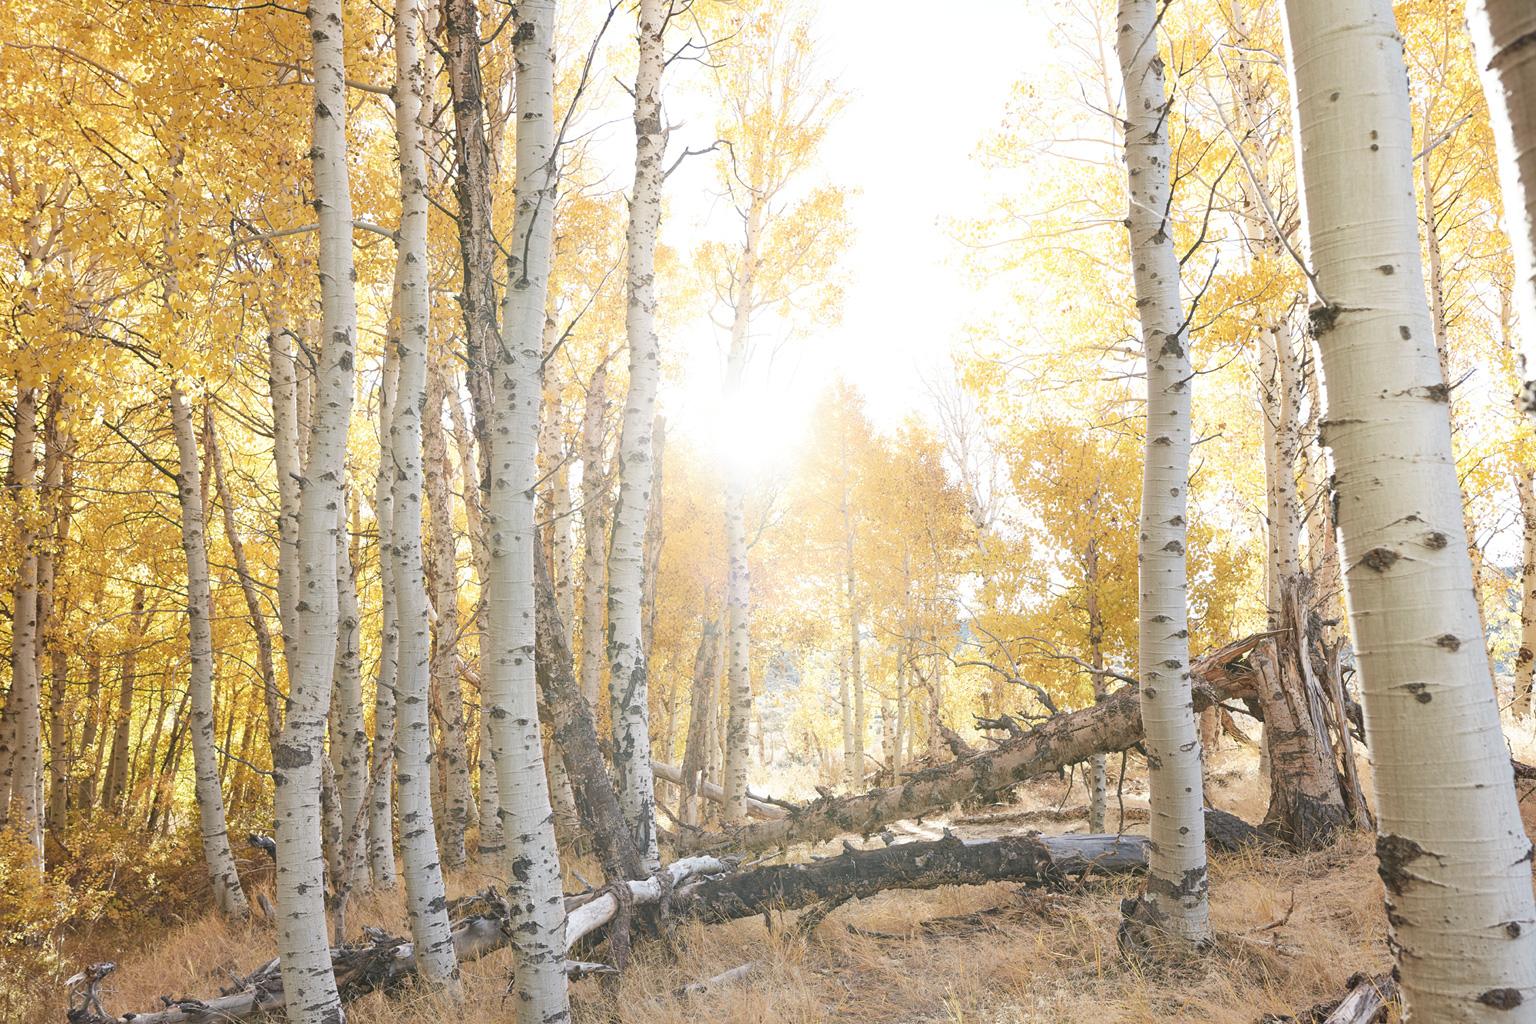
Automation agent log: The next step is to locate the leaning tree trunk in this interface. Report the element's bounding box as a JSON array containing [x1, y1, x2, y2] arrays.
[[168, 385, 250, 919], [605, 0, 668, 875], [1115, 0, 1211, 951], [482, 1, 570, 1018], [388, 0, 458, 984], [271, 0, 358, 1017], [1468, 0, 1536, 425], [1282, 0, 1536, 1016]]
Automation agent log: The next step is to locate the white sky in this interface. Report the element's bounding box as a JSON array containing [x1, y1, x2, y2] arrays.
[[649, 0, 1055, 470]]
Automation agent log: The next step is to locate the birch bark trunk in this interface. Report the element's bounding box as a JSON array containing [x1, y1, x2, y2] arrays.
[[1283, 0, 1536, 1014], [1467, 0, 1536, 420], [424, 369, 471, 868], [330, 501, 369, 892], [388, 0, 458, 982], [369, 329, 401, 890], [169, 386, 250, 919], [605, 0, 667, 873], [579, 360, 609, 710], [272, 0, 358, 1016], [1115, 0, 1211, 950], [2, 382, 41, 865], [482, 1, 569, 1016]]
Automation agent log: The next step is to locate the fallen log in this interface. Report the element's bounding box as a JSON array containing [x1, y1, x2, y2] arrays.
[[954, 804, 1150, 827], [679, 633, 1270, 855], [652, 761, 788, 820], [670, 832, 1149, 925], [1260, 972, 1397, 1024], [66, 859, 730, 1024]]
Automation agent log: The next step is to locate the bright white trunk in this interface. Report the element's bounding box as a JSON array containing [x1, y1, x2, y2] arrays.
[[1, 383, 41, 864], [169, 386, 250, 919], [606, 0, 667, 872], [1282, 0, 1536, 1015], [483, 1, 569, 1018], [390, 0, 458, 983], [578, 360, 609, 710], [331, 503, 369, 892], [369, 332, 401, 889], [272, 1, 357, 1017], [1468, 0, 1536, 419], [1116, 0, 1211, 948]]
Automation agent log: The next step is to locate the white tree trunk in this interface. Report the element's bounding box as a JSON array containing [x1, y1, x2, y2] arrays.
[[1468, 0, 1536, 420], [169, 386, 250, 919], [578, 360, 609, 710], [424, 367, 472, 868], [369, 326, 401, 890], [1517, 467, 1536, 718], [272, 1, 357, 1017], [605, 0, 667, 872], [0, 383, 41, 865], [721, 199, 763, 823], [1282, 0, 1536, 1015], [1115, 0, 1211, 949], [483, 1, 569, 1018], [389, 0, 458, 983], [330, 502, 369, 892]]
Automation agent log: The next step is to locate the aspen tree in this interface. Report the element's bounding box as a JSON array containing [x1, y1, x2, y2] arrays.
[[1281, 0, 1536, 1015], [606, 0, 668, 872], [368, 333, 400, 890], [387, 0, 457, 982], [168, 385, 251, 918], [1115, 0, 1211, 950], [0, 383, 40, 864], [271, 0, 357, 1016], [482, 0, 570, 1017], [579, 360, 610, 710], [1468, 0, 1536, 419]]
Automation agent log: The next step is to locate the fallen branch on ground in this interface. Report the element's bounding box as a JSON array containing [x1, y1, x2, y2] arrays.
[[65, 859, 730, 1024], [679, 633, 1271, 855], [1260, 972, 1397, 1024], [674, 961, 758, 997]]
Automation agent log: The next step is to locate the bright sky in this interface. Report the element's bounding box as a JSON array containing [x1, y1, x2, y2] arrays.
[[653, 1, 1055, 473]]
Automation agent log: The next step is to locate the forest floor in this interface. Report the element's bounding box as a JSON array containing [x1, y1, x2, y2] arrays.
[[20, 740, 1451, 1024]]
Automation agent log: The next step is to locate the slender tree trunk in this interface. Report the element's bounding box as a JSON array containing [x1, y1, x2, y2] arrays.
[[483, 2, 570, 1017], [680, 620, 721, 827], [1085, 530, 1107, 834], [369, 316, 401, 890], [388, 0, 458, 981], [579, 361, 610, 710], [1467, 0, 1536, 421], [604, 0, 668, 873], [204, 408, 282, 746], [1517, 467, 1536, 718], [425, 366, 471, 868], [1283, 0, 1536, 1014], [77, 649, 103, 810], [272, 0, 358, 1015], [2, 382, 41, 865], [328, 501, 369, 890], [102, 587, 144, 812], [1116, 0, 1210, 950], [40, 388, 71, 834], [169, 386, 251, 919]]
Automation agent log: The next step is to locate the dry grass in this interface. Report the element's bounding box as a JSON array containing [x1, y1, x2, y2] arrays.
[[30, 746, 1410, 1024]]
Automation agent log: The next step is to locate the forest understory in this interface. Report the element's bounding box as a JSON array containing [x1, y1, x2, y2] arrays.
[[25, 740, 1520, 1024]]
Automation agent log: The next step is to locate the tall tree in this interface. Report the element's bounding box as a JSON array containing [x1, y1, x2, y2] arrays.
[[270, 0, 358, 1017], [388, 0, 457, 984], [168, 385, 250, 919], [482, 0, 570, 1019], [606, 0, 668, 873], [1282, 0, 1536, 1015], [1114, 0, 1211, 951]]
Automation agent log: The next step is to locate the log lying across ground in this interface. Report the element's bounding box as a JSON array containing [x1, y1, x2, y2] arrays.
[[681, 633, 1271, 855], [671, 832, 1148, 924], [67, 859, 730, 1024], [65, 835, 1151, 1024]]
